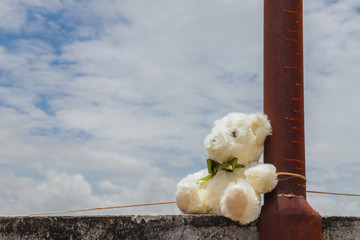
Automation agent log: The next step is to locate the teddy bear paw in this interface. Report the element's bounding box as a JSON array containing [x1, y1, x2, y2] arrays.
[[222, 186, 248, 218]]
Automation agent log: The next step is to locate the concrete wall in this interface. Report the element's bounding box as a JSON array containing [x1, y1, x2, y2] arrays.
[[322, 216, 360, 240], [0, 215, 359, 239]]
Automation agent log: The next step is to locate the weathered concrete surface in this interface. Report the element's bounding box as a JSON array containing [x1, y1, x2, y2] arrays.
[[0, 215, 359, 240], [0, 215, 259, 240], [322, 216, 360, 240]]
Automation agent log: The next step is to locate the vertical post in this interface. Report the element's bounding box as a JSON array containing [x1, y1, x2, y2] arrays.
[[259, 0, 322, 239]]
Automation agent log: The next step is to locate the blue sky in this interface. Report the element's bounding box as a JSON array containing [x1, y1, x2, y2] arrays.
[[0, 0, 360, 216]]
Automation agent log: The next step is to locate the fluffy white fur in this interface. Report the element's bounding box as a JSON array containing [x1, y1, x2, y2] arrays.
[[176, 112, 278, 224]]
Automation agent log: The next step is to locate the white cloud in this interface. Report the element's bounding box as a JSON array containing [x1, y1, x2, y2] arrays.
[[0, 0, 27, 31], [308, 194, 360, 217], [0, 0, 64, 32], [304, 0, 360, 173], [0, 170, 177, 216], [98, 180, 121, 192]]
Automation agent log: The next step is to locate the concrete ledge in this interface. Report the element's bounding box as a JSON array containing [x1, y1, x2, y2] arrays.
[[322, 216, 360, 240], [0, 215, 359, 239], [0, 215, 258, 240]]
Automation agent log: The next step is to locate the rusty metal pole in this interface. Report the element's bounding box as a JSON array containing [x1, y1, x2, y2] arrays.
[[259, 0, 322, 239]]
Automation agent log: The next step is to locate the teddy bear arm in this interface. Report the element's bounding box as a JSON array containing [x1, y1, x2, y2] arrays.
[[244, 164, 278, 194]]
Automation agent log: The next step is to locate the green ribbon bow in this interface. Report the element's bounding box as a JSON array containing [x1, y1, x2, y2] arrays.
[[196, 157, 245, 183]]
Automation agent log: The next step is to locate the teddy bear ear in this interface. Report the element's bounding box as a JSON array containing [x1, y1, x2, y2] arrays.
[[249, 113, 272, 141]]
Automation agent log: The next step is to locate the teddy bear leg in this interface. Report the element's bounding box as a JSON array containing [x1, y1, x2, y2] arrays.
[[221, 185, 248, 218], [220, 184, 261, 224], [176, 187, 191, 212], [176, 186, 207, 214]]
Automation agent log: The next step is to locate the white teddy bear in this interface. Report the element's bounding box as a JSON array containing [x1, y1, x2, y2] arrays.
[[176, 112, 278, 224]]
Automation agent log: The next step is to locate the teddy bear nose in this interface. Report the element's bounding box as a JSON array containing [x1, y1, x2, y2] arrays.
[[212, 139, 216, 143]]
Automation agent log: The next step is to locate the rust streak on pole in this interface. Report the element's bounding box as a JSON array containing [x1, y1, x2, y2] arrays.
[[259, 0, 322, 239]]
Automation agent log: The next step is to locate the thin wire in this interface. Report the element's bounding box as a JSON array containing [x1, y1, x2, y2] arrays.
[[306, 190, 360, 197], [18, 189, 360, 217], [276, 173, 360, 196], [277, 172, 307, 181], [17, 201, 176, 217]]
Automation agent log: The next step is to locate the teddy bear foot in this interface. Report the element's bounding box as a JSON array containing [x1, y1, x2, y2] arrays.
[[222, 187, 248, 218], [176, 187, 191, 212]]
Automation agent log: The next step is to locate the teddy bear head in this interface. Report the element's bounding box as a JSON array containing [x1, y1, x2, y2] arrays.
[[204, 112, 271, 165]]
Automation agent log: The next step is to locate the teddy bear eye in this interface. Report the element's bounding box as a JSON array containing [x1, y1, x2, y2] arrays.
[[232, 131, 238, 138]]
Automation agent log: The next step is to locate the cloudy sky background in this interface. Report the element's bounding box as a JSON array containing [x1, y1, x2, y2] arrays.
[[0, 0, 359, 217]]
